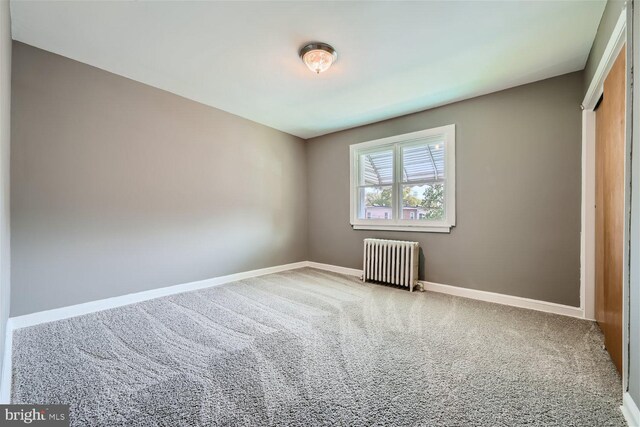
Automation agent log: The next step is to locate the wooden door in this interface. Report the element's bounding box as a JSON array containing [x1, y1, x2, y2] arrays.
[[595, 46, 626, 373]]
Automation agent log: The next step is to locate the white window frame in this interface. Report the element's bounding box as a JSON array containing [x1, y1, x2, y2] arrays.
[[349, 124, 456, 233]]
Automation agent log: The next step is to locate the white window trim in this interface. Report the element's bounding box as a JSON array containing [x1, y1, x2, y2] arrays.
[[349, 124, 456, 233]]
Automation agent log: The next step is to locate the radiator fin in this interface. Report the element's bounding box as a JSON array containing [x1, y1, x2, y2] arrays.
[[363, 238, 419, 292]]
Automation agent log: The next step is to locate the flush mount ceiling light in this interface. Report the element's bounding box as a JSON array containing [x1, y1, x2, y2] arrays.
[[299, 42, 337, 74]]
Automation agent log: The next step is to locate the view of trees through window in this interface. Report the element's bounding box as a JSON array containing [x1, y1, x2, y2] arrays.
[[362, 183, 445, 220]]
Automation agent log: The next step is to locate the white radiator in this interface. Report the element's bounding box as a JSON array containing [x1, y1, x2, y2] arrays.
[[363, 238, 419, 292]]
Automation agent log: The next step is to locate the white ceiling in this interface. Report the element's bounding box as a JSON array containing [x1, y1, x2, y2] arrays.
[[10, 1, 605, 139]]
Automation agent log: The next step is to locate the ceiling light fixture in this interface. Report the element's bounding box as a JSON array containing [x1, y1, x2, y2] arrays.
[[299, 42, 337, 74]]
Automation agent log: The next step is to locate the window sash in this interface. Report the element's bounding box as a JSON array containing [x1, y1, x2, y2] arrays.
[[358, 146, 447, 223], [401, 181, 446, 222], [399, 138, 446, 184], [357, 146, 394, 186], [349, 124, 455, 233], [357, 185, 394, 220]]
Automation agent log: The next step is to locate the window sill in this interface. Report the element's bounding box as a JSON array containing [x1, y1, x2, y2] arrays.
[[351, 224, 452, 233]]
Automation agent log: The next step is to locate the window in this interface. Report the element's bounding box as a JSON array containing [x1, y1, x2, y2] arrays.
[[349, 124, 455, 232]]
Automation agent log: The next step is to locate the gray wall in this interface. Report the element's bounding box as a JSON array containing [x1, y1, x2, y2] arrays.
[[307, 71, 583, 307], [0, 0, 10, 391], [11, 42, 307, 316], [584, 0, 625, 95]]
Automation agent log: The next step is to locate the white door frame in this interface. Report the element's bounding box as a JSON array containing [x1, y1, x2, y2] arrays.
[[580, 6, 628, 385]]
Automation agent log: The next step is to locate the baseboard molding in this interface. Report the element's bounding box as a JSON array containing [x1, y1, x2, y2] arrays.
[[5, 260, 588, 330], [622, 393, 640, 427], [0, 318, 13, 404], [10, 261, 308, 330], [307, 263, 585, 319], [420, 280, 584, 318], [306, 261, 362, 277], [0, 261, 311, 403], [0, 259, 587, 404]]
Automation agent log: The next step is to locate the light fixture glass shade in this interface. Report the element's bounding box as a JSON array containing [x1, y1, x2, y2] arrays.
[[299, 43, 337, 74]]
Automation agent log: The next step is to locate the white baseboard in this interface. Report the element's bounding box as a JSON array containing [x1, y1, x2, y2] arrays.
[[0, 259, 588, 404], [623, 392, 640, 427], [0, 261, 310, 403], [0, 318, 13, 404], [9, 261, 308, 330], [420, 280, 584, 319], [4, 260, 587, 330], [307, 263, 584, 319], [306, 261, 362, 277]]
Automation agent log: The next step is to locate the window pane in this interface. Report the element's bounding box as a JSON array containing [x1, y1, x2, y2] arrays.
[[402, 183, 445, 221], [359, 149, 393, 185], [402, 141, 445, 182], [358, 186, 393, 220]]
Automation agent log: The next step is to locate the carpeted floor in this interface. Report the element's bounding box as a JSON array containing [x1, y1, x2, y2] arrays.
[[12, 268, 624, 426]]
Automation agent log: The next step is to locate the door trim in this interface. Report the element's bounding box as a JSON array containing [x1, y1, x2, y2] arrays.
[[581, 7, 626, 321], [581, 5, 628, 386]]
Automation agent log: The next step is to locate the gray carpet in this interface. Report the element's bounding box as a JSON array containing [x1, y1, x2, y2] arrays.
[[12, 268, 624, 426]]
